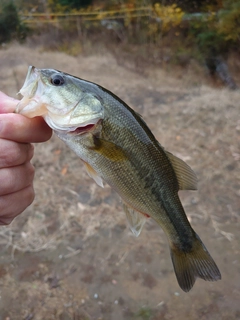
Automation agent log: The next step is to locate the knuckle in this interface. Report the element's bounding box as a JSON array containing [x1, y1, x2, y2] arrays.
[[26, 185, 35, 205], [26, 161, 35, 179], [0, 185, 35, 226], [0, 163, 35, 196], [0, 141, 32, 167], [0, 141, 17, 166], [0, 193, 35, 225], [0, 217, 14, 226], [28, 143, 34, 160], [0, 140, 29, 167]]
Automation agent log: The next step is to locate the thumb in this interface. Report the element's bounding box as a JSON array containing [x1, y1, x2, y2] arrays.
[[0, 91, 19, 113]]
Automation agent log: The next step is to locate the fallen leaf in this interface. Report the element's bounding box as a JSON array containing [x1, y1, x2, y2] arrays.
[[61, 165, 68, 176]]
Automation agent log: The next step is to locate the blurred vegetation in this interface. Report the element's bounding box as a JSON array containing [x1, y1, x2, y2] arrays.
[[0, 1, 29, 44], [48, 0, 93, 12], [218, 0, 240, 44], [1, 0, 240, 86], [136, 306, 154, 320]]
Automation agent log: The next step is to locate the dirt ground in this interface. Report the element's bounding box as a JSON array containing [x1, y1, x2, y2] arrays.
[[0, 43, 239, 320]]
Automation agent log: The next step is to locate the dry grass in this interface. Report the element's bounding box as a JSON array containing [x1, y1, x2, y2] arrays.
[[0, 43, 239, 320]]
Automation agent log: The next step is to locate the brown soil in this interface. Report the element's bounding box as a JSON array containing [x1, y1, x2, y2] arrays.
[[0, 43, 239, 320]]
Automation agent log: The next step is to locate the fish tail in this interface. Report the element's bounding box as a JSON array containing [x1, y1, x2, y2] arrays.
[[170, 233, 221, 292]]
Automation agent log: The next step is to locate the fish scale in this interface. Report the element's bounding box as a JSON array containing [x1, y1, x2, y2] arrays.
[[16, 66, 221, 292]]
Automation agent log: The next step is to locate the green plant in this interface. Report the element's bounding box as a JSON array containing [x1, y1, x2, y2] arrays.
[[47, 0, 93, 12], [136, 306, 153, 320], [0, 1, 29, 44], [218, 0, 240, 44], [189, 12, 231, 60]]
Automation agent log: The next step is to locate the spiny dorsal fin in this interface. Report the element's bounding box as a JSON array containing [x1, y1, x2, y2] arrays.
[[165, 151, 198, 190], [122, 203, 147, 237]]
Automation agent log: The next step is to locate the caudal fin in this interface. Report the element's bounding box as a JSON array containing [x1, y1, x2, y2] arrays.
[[170, 234, 221, 292]]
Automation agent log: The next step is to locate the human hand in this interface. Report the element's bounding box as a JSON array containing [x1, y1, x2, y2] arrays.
[[0, 92, 52, 225]]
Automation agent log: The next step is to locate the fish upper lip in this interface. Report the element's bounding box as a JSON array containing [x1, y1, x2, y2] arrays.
[[15, 66, 42, 115], [18, 66, 39, 97]]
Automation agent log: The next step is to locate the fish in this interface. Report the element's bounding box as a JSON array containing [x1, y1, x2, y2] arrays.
[[15, 66, 221, 292]]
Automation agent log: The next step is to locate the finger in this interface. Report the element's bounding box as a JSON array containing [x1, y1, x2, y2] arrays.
[[0, 184, 35, 225], [0, 140, 34, 167], [0, 162, 35, 195], [0, 113, 52, 143], [0, 91, 19, 113]]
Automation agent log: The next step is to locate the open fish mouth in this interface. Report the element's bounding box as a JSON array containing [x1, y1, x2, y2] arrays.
[[69, 123, 98, 134], [15, 66, 48, 118], [55, 120, 100, 135]]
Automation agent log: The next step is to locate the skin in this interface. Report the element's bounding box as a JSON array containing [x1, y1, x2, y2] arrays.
[[0, 92, 52, 225]]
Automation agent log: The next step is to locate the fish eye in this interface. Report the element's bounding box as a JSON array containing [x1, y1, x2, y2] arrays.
[[50, 74, 65, 86]]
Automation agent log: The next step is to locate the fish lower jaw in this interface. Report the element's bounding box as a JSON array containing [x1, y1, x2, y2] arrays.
[[45, 116, 101, 135]]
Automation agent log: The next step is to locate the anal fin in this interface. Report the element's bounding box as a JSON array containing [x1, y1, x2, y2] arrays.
[[123, 203, 148, 237], [83, 161, 104, 188]]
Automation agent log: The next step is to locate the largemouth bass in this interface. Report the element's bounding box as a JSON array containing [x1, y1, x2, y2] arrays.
[[16, 66, 221, 292]]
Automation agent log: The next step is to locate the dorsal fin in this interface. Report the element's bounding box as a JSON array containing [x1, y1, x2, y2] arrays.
[[165, 151, 198, 190]]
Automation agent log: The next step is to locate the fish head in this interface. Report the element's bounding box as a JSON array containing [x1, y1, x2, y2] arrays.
[[16, 66, 104, 133]]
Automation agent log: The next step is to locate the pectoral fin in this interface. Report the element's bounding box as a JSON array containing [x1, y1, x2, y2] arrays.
[[165, 151, 198, 190], [83, 161, 104, 188], [91, 135, 127, 162], [123, 203, 147, 237]]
